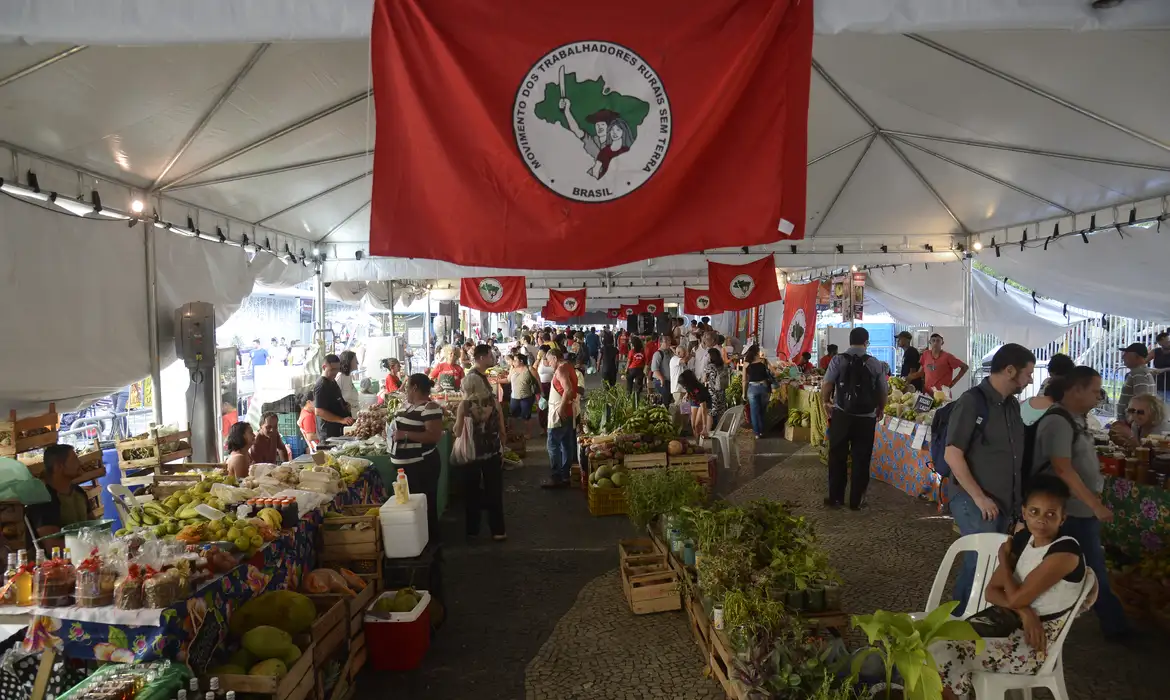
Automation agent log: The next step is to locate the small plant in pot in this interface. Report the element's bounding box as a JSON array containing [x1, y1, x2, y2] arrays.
[[851, 602, 984, 700]]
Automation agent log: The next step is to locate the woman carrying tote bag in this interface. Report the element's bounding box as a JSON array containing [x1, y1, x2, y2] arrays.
[[454, 344, 508, 541]]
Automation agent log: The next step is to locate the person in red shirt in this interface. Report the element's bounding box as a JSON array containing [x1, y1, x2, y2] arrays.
[[796, 351, 815, 374], [297, 391, 318, 449], [914, 333, 969, 390], [617, 330, 628, 356], [644, 335, 659, 366], [817, 344, 838, 371], [429, 345, 465, 392], [382, 358, 403, 393], [626, 336, 646, 394]]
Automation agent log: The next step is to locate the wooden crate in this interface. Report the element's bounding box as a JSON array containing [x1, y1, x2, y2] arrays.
[[116, 430, 192, 471], [19, 440, 103, 479], [620, 554, 680, 615], [667, 453, 712, 479], [684, 591, 711, 659], [210, 640, 316, 700], [784, 424, 810, 443], [0, 405, 59, 456], [0, 499, 26, 547], [624, 452, 668, 470], [310, 597, 349, 665], [321, 507, 382, 559], [618, 538, 659, 563], [709, 627, 748, 700], [587, 483, 627, 516]]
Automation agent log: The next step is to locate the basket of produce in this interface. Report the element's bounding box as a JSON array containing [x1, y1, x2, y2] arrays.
[[587, 462, 629, 516], [347, 404, 393, 440], [620, 405, 679, 441]]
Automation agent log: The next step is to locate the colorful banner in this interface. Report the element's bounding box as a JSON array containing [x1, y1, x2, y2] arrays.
[[850, 271, 866, 322], [708, 255, 783, 312], [778, 280, 817, 361], [459, 276, 528, 312], [683, 287, 718, 315], [547, 288, 586, 318], [368, 0, 814, 268], [637, 298, 664, 315], [830, 275, 846, 314]]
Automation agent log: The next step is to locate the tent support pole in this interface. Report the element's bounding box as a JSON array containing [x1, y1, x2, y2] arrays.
[[963, 256, 973, 390], [167, 152, 371, 191], [143, 222, 163, 425], [426, 288, 433, 366], [388, 279, 395, 337], [315, 272, 327, 352], [255, 171, 371, 225], [878, 130, 1170, 172]]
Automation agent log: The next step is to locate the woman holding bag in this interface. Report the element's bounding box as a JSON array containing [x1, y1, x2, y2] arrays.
[[454, 344, 508, 541]]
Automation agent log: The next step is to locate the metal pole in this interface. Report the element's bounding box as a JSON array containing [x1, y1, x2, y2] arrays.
[[143, 222, 163, 425], [315, 272, 327, 352], [426, 288, 433, 365], [387, 279, 395, 335], [963, 257, 973, 391]]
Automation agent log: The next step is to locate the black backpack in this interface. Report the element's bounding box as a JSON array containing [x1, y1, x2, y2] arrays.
[[929, 387, 988, 478], [1022, 406, 1083, 488], [836, 353, 878, 415]]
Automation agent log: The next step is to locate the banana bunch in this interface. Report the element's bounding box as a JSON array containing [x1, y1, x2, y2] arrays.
[[621, 405, 678, 439], [786, 410, 811, 428], [256, 507, 283, 530]]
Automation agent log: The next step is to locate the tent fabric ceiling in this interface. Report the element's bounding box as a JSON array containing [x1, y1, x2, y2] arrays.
[[1, 27, 1169, 282], [3, 0, 1168, 45]]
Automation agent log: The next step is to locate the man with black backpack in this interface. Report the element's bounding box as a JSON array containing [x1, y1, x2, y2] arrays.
[[820, 327, 888, 510], [1030, 365, 1132, 641], [940, 343, 1034, 615]]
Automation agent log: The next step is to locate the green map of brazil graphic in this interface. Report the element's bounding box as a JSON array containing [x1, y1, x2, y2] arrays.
[[534, 73, 649, 142]]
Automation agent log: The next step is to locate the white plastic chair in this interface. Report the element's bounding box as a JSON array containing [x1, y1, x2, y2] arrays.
[[918, 533, 1010, 619], [707, 405, 744, 470], [969, 569, 1096, 700]]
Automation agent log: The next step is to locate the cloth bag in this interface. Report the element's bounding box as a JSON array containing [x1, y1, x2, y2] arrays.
[[450, 410, 477, 466]]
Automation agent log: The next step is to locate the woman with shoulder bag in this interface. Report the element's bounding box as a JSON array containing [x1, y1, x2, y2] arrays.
[[454, 344, 508, 541]]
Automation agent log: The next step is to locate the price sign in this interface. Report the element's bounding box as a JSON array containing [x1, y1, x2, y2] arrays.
[[186, 599, 225, 674], [910, 424, 927, 450], [914, 394, 935, 413], [887, 418, 902, 433], [896, 420, 915, 436]]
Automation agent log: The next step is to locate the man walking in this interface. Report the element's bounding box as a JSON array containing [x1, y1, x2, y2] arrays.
[[543, 348, 578, 488], [820, 328, 888, 510], [650, 334, 674, 405], [584, 327, 600, 372], [1116, 342, 1156, 418], [943, 343, 1034, 613]]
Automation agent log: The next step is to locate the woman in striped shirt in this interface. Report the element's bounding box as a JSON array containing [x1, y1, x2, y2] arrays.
[[389, 374, 445, 540]]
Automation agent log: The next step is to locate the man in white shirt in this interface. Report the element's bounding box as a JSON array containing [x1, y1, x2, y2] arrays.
[[670, 344, 693, 404]]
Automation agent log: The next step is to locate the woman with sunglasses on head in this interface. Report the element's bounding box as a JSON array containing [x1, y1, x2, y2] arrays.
[[1109, 392, 1167, 448]]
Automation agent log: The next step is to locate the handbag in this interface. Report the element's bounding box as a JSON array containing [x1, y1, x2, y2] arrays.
[[450, 410, 478, 465]]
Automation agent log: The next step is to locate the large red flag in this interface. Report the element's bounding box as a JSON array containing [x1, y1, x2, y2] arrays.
[[637, 298, 665, 315], [778, 281, 817, 361], [707, 256, 782, 312], [542, 302, 569, 322], [683, 287, 720, 315], [619, 304, 640, 319], [459, 276, 528, 312], [369, 0, 813, 268], [547, 289, 586, 318], [607, 309, 620, 319]]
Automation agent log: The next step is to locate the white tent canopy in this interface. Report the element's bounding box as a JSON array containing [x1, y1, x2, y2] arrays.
[[1, 11, 1168, 287]]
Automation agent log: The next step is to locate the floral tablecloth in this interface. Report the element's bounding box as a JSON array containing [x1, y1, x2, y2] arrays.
[[21, 472, 384, 662], [1102, 476, 1170, 558]]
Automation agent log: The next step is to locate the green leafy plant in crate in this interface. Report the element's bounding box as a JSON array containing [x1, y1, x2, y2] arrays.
[[624, 467, 707, 532]]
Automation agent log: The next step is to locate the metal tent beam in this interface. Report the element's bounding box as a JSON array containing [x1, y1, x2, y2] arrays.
[[159, 91, 369, 191], [810, 133, 876, 238], [149, 44, 270, 191], [879, 130, 1170, 172], [813, 60, 970, 234], [808, 131, 875, 166], [889, 135, 1075, 215], [905, 34, 1170, 155], [167, 151, 372, 191], [254, 171, 370, 225], [0, 46, 87, 89], [318, 199, 370, 243]]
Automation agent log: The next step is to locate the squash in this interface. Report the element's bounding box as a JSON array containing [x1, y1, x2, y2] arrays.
[[667, 440, 684, 456]]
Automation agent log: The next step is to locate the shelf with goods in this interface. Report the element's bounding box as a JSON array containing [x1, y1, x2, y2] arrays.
[[115, 427, 193, 492], [0, 404, 60, 457]]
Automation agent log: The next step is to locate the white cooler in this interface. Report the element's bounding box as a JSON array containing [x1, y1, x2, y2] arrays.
[[380, 493, 429, 558]]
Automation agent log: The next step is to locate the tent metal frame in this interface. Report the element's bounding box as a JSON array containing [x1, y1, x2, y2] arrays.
[[166, 151, 372, 191], [254, 170, 370, 225], [319, 199, 371, 243], [0, 46, 87, 89]]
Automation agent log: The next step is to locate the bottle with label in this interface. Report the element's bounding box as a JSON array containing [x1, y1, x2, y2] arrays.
[[225, 691, 236, 700], [394, 468, 410, 505], [177, 690, 188, 700], [1, 553, 17, 605], [14, 550, 33, 606], [208, 677, 220, 697]]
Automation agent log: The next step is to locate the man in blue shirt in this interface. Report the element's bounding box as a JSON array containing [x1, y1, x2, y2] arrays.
[[250, 339, 269, 368], [584, 328, 600, 371]]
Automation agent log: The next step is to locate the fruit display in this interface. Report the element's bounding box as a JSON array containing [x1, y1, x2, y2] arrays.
[[371, 587, 423, 615], [350, 404, 391, 440], [117, 479, 280, 555], [882, 387, 947, 422], [621, 405, 678, 440], [666, 439, 702, 456], [589, 462, 630, 489], [787, 410, 811, 428]]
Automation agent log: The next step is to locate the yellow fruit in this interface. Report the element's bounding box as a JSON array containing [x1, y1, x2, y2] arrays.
[[242, 625, 293, 661], [250, 534, 264, 549], [243, 525, 258, 538], [234, 537, 251, 551]]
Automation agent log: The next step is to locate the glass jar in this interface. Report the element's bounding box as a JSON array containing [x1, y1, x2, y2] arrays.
[[1124, 458, 1139, 481]]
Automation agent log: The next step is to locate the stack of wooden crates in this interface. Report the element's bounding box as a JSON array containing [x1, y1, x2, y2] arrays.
[[617, 538, 680, 615]]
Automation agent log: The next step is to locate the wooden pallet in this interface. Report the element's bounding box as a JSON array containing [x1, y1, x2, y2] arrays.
[[209, 641, 316, 700], [618, 538, 659, 563], [666, 453, 713, 479], [623, 452, 669, 470], [684, 591, 711, 660], [620, 554, 680, 615], [709, 627, 748, 700], [0, 404, 59, 457], [116, 429, 192, 471]]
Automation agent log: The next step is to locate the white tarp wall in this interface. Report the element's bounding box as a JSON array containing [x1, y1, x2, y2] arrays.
[[0, 195, 312, 414]]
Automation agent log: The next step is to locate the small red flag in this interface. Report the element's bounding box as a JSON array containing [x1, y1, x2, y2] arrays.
[[619, 304, 640, 319], [707, 255, 782, 312], [637, 298, 665, 315], [459, 276, 528, 312], [547, 289, 586, 318], [683, 287, 720, 315], [778, 281, 817, 361]]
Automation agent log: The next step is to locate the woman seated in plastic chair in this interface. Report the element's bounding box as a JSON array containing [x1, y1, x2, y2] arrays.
[[932, 474, 1097, 700]]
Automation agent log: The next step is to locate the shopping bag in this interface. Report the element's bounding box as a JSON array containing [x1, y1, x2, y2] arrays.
[[450, 413, 477, 466]]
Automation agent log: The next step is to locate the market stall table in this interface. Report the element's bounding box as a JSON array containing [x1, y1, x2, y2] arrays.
[[1102, 475, 1169, 559], [786, 384, 826, 447], [870, 416, 945, 505]]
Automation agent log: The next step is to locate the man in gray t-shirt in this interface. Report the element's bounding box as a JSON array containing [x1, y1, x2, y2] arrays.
[[1117, 343, 1156, 418], [819, 328, 888, 510]]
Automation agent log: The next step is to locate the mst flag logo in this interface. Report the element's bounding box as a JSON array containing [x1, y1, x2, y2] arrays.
[[563, 297, 579, 312], [695, 295, 710, 310], [785, 308, 807, 360], [478, 278, 504, 303], [645, 302, 658, 314], [513, 41, 671, 203], [729, 274, 756, 300]]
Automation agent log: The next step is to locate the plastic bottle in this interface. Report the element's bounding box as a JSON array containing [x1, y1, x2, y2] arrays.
[[177, 690, 188, 700], [225, 691, 236, 700], [189, 677, 201, 695], [395, 468, 410, 504]]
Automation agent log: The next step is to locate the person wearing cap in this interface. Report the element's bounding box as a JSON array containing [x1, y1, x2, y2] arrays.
[[1116, 342, 1157, 419]]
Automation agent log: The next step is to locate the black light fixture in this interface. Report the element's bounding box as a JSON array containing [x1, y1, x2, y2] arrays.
[[1053, 222, 1060, 238], [880, 245, 888, 253], [217, 227, 227, 244], [1128, 207, 1137, 225], [835, 244, 844, 254], [355, 250, 364, 261], [740, 246, 749, 254], [789, 245, 796, 254], [923, 244, 933, 252]]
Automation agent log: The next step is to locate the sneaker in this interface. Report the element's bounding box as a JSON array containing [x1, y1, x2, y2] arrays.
[[849, 499, 868, 511], [492, 534, 508, 542]]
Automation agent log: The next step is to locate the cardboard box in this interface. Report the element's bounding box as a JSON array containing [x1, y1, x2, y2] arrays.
[[784, 424, 810, 443]]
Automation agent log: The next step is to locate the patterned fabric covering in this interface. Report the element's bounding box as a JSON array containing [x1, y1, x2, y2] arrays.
[[21, 471, 385, 662], [1102, 476, 1169, 558], [869, 421, 941, 503]]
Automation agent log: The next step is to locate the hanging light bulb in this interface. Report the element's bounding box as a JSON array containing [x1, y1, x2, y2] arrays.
[[850, 264, 858, 272], [972, 241, 983, 251], [130, 199, 145, 214]]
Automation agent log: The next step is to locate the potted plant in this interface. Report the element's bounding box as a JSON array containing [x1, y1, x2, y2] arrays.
[[851, 602, 984, 700], [625, 468, 706, 533]]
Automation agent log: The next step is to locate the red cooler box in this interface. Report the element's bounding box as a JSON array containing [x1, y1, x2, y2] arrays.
[[365, 590, 432, 671]]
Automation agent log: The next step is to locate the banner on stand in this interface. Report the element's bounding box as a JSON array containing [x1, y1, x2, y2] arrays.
[[547, 288, 586, 318], [683, 287, 719, 316], [459, 276, 528, 312], [849, 271, 866, 322], [368, 0, 814, 268], [829, 275, 846, 314], [778, 281, 817, 361], [707, 255, 783, 312]]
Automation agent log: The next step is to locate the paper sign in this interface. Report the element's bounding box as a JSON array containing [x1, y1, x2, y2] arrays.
[[914, 394, 934, 413], [896, 420, 915, 436], [887, 418, 901, 433], [910, 424, 927, 451]]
